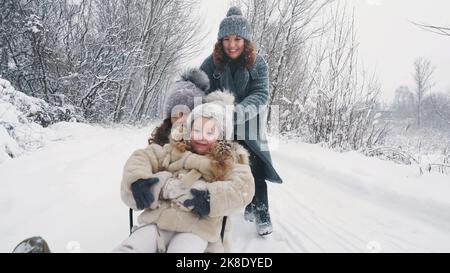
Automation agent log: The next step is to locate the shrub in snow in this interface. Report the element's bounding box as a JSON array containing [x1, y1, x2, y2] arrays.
[[0, 78, 75, 163], [0, 78, 76, 127]]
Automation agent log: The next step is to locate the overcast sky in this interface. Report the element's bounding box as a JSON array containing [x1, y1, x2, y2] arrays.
[[190, 0, 450, 102]]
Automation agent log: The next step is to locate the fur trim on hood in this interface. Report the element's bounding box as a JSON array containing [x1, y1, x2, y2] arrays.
[[181, 68, 210, 92]]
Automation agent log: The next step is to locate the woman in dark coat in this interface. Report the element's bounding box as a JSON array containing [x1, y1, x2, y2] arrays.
[[200, 6, 283, 236]]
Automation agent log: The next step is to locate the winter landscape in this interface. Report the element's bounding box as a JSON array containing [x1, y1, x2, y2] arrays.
[[1, 0, 449, 253]]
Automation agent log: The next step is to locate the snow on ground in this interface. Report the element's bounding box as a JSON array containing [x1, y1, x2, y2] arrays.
[[1, 122, 450, 253], [384, 123, 450, 168]]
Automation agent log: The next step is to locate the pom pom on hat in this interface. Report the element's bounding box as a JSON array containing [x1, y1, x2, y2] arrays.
[[227, 6, 243, 17]]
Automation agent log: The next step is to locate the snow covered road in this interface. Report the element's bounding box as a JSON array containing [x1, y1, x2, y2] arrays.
[[1, 122, 450, 253]]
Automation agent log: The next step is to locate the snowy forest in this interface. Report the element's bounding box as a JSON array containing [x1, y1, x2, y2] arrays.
[[1, 0, 450, 253], [2, 0, 449, 161]]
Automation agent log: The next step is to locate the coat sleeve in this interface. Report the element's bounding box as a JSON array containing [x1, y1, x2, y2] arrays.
[[120, 144, 165, 210], [200, 55, 215, 93], [205, 163, 255, 217], [234, 55, 269, 125]]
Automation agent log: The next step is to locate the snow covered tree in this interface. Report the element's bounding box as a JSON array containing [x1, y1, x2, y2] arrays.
[[301, 3, 385, 150], [392, 86, 415, 119], [412, 57, 435, 128], [234, 0, 386, 150], [1, 0, 204, 123], [0, 0, 45, 98], [421, 91, 450, 130], [110, 0, 204, 123], [233, 0, 331, 130]]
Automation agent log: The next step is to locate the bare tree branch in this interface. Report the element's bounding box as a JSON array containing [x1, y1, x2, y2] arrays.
[[412, 21, 450, 36]]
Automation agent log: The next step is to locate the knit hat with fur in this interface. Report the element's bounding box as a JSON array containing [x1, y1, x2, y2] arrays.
[[163, 68, 209, 120]]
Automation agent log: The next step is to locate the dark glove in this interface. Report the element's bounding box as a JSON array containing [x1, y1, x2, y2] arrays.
[[183, 189, 210, 218], [131, 177, 159, 210]]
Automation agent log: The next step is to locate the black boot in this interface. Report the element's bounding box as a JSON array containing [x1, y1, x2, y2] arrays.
[[253, 176, 273, 236], [242, 143, 273, 236], [255, 202, 273, 236], [12, 237, 51, 253]]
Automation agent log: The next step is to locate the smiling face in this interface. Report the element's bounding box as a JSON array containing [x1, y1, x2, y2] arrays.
[[222, 35, 245, 60], [190, 117, 220, 155]]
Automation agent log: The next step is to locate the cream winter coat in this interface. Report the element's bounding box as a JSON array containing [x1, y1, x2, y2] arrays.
[[120, 138, 254, 252]]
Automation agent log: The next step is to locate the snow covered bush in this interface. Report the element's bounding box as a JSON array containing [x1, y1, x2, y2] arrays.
[[0, 78, 76, 127], [383, 122, 450, 170], [0, 78, 75, 163]]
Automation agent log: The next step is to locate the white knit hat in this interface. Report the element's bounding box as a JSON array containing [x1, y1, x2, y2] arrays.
[[186, 91, 235, 140]]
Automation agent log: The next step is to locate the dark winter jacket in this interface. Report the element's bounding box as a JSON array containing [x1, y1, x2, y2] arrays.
[[200, 54, 282, 183]]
